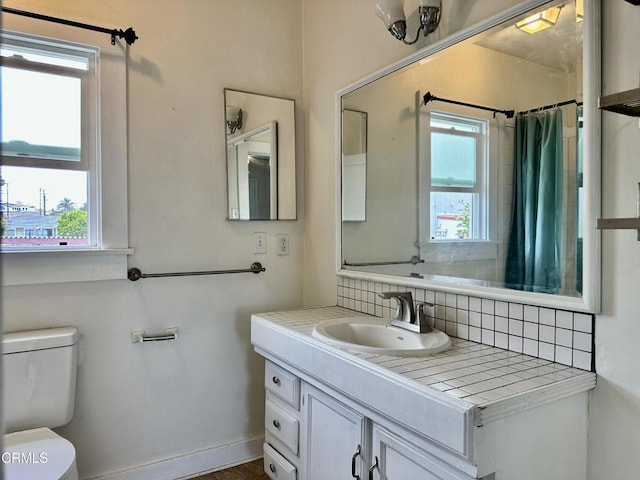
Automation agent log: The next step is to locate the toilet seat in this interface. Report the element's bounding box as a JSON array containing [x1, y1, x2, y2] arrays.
[[3, 427, 78, 480]]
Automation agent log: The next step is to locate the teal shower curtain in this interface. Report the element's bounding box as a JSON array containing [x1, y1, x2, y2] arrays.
[[505, 109, 564, 293]]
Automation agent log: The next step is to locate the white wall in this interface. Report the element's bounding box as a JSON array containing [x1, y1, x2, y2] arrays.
[[590, 1, 640, 478], [303, 0, 640, 479], [1, 1, 304, 478]]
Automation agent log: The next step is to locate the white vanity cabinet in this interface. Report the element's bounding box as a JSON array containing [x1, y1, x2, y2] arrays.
[[262, 358, 475, 480], [302, 382, 475, 480], [301, 382, 367, 479], [253, 308, 596, 480], [370, 425, 475, 480], [263, 361, 302, 480]]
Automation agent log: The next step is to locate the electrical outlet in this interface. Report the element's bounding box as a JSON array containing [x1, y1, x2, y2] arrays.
[[253, 232, 267, 254], [276, 234, 289, 255]]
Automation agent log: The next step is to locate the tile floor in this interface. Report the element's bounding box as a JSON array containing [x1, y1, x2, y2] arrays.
[[187, 459, 269, 480]]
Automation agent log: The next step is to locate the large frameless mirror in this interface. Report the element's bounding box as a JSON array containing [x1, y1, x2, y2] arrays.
[[339, 0, 600, 312], [224, 89, 296, 220]]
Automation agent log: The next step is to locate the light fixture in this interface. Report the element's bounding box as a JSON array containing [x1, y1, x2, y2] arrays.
[[226, 106, 243, 134], [375, 0, 441, 45], [515, 5, 563, 34], [576, 0, 584, 22]]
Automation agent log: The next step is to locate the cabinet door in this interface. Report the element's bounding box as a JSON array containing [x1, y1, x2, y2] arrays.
[[370, 425, 473, 480], [302, 383, 367, 480]]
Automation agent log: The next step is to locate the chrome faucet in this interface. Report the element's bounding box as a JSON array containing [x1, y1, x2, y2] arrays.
[[378, 291, 433, 333]]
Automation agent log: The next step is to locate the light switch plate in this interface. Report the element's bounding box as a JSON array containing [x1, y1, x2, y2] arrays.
[[253, 232, 267, 254], [277, 234, 289, 255]]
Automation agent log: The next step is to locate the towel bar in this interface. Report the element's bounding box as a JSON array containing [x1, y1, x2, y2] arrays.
[[127, 262, 265, 281], [343, 256, 423, 267]]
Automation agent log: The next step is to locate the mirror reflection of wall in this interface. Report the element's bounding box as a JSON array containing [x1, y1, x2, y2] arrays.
[[342, 109, 367, 222], [224, 89, 296, 220], [341, 1, 589, 299]]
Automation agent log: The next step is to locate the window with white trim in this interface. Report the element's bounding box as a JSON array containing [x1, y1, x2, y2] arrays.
[[1, 33, 99, 249], [1, 23, 129, 285], [427, 111, 488, 241]]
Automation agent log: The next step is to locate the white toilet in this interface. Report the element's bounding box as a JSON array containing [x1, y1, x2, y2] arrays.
[[3, 327, 80, 480]]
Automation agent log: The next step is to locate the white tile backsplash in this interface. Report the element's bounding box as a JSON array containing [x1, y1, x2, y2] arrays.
[[574, 313, 593, 333], [540, 308, 556, 326], [337, 277, 594, 371], [524, 305, 539, 323], [524, 321, 539, 340]]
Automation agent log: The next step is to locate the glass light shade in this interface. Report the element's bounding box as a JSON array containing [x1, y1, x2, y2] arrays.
[[375, 0, 405, 29], [226, 106, 241, 123], [515, 6, 562, 34]]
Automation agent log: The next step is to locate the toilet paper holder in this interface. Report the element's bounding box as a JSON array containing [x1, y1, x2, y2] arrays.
[[131, 327, 178, 344]]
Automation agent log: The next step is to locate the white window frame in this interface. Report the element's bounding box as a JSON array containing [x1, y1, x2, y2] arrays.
[[1, 32, 100, 248], [418, 107, 500, 265], [427, 111, 488, 242], [1, 18, 131, 285]]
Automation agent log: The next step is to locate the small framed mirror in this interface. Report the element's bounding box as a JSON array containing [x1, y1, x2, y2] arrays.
[[224, 89, 296, 220]]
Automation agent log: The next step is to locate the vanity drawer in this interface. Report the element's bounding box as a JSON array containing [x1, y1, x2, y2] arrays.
[[265, 361, 300, 409], [263, 442, 297, 480], [266, 399, 299, 453]]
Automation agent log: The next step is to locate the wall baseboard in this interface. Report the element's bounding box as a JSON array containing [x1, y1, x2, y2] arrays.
[[87, 435, 264, 480]]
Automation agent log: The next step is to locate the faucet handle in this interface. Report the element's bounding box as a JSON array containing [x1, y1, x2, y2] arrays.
[[416, 302, 434, 333], [377, 291, 413, 300], [377, 291, 414, 322]]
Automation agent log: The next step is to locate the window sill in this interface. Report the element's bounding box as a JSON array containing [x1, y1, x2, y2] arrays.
[[2, 248, 134, 286], [416, 239, 499, 247], [418, 240, 499, 262]]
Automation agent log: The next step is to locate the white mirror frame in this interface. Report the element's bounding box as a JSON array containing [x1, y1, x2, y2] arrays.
[[336, 0, 601, 313]]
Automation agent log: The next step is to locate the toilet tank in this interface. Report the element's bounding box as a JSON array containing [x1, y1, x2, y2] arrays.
[[2, 327, 79, 433]]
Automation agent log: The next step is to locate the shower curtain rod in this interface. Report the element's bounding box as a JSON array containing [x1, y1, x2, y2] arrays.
[[423, 92, 583, 119], [423, 91, 515, 118], [518, 99, 583, 115], [1, 7, 138, 45]]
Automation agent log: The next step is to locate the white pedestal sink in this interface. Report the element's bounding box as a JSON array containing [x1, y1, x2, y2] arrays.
[[312, 316, 451, 357]]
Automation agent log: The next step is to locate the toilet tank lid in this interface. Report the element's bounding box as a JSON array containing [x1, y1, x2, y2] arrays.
[[3, 327, 78, 354]]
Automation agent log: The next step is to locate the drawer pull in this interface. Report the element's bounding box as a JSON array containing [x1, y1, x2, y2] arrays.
[[269, 463, 277, 473], [351, 444, 361, 479], [368, 456, 378, 480], [272, 376, 281, 385], [273, 419, 281, 429]]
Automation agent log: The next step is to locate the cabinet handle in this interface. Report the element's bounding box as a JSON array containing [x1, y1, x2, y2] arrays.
[[269, 463, 277, 473], [368, 456, 378, 480], [272, 376, 281, 386], [351, 444, 361, 480], [272, 419, 281, 429]]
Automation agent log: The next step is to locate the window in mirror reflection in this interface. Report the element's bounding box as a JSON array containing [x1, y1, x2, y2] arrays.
[[428, 112, 487, 240]]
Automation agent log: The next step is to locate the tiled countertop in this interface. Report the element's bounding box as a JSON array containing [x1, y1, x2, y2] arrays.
[[252, 306, 596, 409]]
